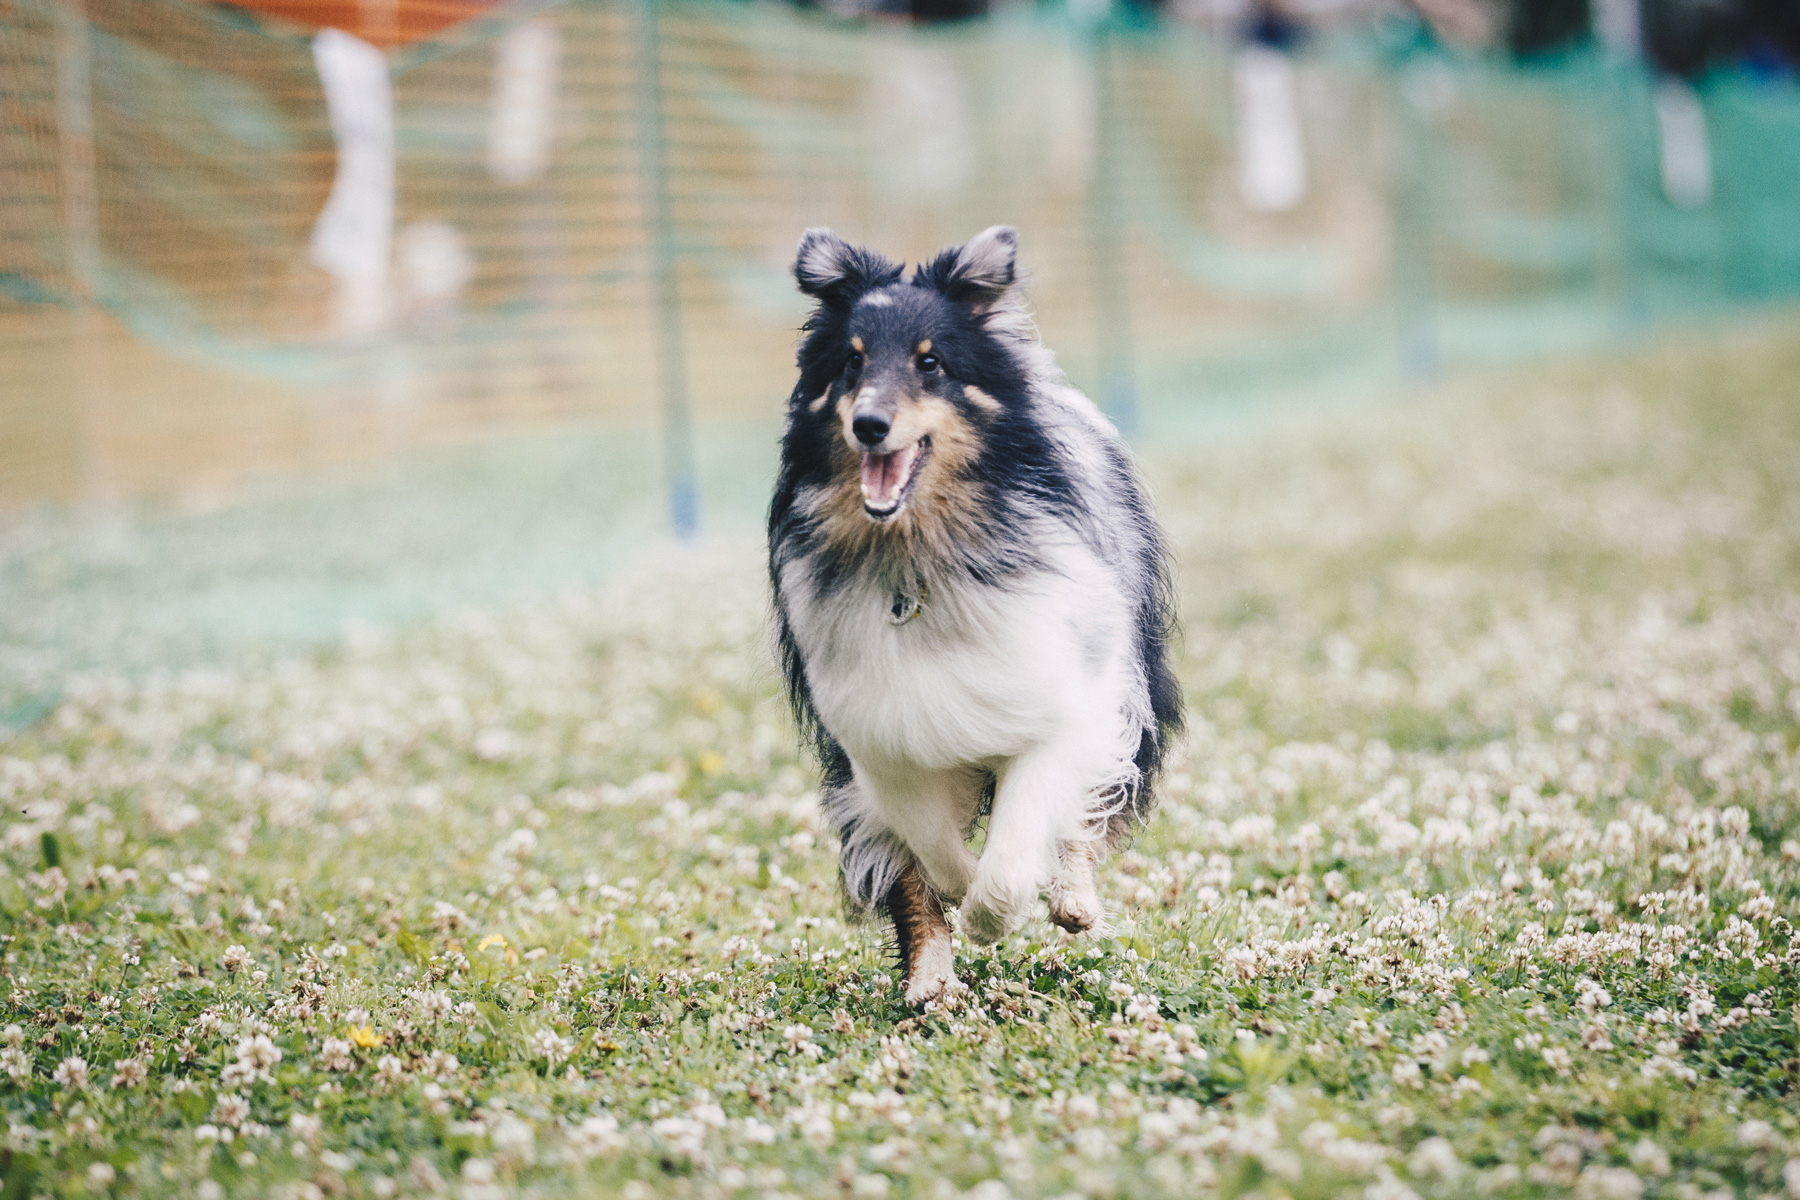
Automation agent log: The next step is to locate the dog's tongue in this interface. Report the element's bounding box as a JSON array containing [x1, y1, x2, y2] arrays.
[[860, 443, 921, 510]]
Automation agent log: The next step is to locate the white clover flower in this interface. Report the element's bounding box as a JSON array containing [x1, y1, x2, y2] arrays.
[[1742, 894, 1776, 921], [652, 1116, 706, 1161], [220, 1061, 257, 1091], [788, 1099, 835, 1147], [1541, 1046, 1573, 1075], [52, 1056, 89, 1090], [376, 1055, 406, 1085], [110, 1057, 146, 1088], [567, 1113, 623, 1160], [236, 1034, 281, 1072], [1627, 1140, 1669, 1176], [221, 945, 251, 974], [526, 1029, 574, 1067], [1124, 993, 1162, 1023], [490, 1115, 535, 1165], [418, 990, 452, 1022], [1576, 1164, 1644, 1200], [1, 1026, 21, 1048], [1064, 1093, 1101, 1125], [430, 903, 467, 933], [0, 1048, 29, 1082], [849, 1089, 911, 1129], [783, 1024, 820, 1058], [318, 1038, 353, 1072], [1360, 1165, 1418, 1200], [290, 1113, 322, 1146], [212, 1093, 251, 1128], [1390, 1059, 1423, 1089], [1409, 1137, 1460, 1178], [1739, 1119, 1779, 1148]]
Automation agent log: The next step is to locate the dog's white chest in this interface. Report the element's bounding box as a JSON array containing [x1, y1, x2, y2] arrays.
[[782, 550, 1130, 771]]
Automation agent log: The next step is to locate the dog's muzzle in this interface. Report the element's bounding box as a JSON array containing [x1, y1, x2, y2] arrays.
[[860, 437, 929, 519]]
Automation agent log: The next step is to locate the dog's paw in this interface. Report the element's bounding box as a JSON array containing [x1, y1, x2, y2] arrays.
[[903, 966, 959, 1008], [1047, 881, 1104, 934], [902, 935, 957, 1008], [960, 877, 1032, 946], [959, 901, 1008, 946]]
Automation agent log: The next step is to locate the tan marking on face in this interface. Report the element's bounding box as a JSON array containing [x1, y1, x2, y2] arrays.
[[961, 385, 1001, 414], [850, 335, 864, 352], [917, 339, 931, 355], [817, 388, 991, 567], [808, 389, 831, 414]]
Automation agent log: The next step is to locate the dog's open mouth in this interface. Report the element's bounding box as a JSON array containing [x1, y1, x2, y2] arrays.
[[860, 437, 930, 520]]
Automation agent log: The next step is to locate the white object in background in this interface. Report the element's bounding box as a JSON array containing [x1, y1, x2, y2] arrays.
[[397, 221, 475, 330], [867, 44, 973, 201], [488, 19, 561, 184], [1045, 41, 1096, 189], [1594, 0, 1641, 57], [1067, 0, 1111, 29], [1234, 46, 1307, 213], [1655, 78, 1712, 209], [309, 29, 395, 337]]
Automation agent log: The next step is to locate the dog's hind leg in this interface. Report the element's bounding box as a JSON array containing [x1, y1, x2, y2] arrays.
[[860, 763, 982, 903], [888, 862, 956, 1008], [1047, 838, 1104, 934]]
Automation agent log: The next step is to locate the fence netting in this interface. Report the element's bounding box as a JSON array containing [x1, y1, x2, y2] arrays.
[[3, 0, 1799, 513]]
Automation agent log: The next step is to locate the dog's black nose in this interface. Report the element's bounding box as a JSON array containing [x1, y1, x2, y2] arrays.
[[853, 414, 890, 446]]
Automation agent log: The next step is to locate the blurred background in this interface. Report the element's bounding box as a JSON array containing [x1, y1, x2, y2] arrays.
[[2, 0, 1798, 711]]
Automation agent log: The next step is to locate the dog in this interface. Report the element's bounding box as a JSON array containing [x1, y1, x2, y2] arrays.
[[767, 225, 1182, 1006]]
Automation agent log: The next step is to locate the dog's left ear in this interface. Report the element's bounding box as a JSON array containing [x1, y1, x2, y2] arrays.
[[917, 225, 1019, 308], [794, 227, 903, 307]]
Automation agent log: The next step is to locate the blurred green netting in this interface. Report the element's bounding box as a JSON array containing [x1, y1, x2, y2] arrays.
[[1, 0, 1798, 700]]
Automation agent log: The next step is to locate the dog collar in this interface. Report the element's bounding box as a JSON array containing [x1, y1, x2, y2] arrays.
[[887, 577, 929, 626]]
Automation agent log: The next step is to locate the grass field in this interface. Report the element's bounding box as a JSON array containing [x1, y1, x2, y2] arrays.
[[5, 322, 1800, 1199]]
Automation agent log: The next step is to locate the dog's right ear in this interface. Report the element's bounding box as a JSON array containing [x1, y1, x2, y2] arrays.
[[794, 228, 902, 306]]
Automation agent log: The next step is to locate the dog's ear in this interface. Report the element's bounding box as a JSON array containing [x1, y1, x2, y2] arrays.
[[794, 228, 901, 306], [916, 225, 1019, 308]]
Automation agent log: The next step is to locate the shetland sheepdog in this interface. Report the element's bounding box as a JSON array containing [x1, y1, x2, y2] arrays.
[[768, 226, 1182, 1006]]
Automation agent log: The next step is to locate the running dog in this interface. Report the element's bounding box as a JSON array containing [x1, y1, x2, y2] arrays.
[[768, 225, 1182, 1006]]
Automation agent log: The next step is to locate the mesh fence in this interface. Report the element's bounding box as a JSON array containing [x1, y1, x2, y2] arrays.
[[3, 0, 1800, 517]]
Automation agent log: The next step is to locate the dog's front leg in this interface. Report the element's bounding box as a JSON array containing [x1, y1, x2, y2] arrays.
[[961, 746, 1072, 945], [887, 861, 956, 1007], [1047, 837, 1105, 933]]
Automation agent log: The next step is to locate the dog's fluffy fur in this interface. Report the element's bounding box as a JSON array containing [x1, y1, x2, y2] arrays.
[[768, 225, 1182, 1006]]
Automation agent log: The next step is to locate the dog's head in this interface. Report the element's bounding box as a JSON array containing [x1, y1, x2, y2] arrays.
[[786, 226, 1033, 529]]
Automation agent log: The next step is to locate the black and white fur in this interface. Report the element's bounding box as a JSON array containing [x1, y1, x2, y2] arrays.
[[768, 225, 1182, 1006]]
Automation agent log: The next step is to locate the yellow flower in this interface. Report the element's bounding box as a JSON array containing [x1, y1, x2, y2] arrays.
[[697, 751, 725, 776], [477, 934, 518, 966], [347, 1025, 384, 1049]]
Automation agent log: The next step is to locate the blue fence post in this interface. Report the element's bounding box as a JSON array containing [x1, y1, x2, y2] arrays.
[[633, 0, 699, 540], [1392, 58, 1443, 379], [1082, 4, 1140, 438]]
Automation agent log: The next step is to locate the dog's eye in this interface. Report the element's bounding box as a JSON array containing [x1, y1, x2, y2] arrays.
[[917, 353, 940, 373], [847, 351, 864, 372]]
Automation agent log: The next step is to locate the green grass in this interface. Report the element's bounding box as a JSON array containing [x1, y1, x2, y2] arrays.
[[5, 321, 1800, 1199]]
